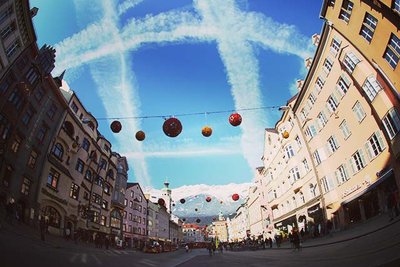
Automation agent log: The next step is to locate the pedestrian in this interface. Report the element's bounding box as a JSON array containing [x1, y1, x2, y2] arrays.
[[185, 244, 189, 253], [207, 242, 213, 256], [268, 237, 273, 248], [105, 236, 110, 250], [292, 228, 301, 252], [326, 220, 333, 237], [65, 227, 71, 241], [74, 230, 79, 244], [219, 243, 223, 254], [39, 217, 46, 242]]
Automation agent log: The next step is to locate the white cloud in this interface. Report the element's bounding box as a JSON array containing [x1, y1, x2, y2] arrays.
[[54, 0, 316, 186], [118, 0, 144, 15]]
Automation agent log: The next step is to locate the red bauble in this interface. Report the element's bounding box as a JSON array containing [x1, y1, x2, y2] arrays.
[[229, 113, 242, 127], [110, 120, 122, 133], [196, 218, 201, 223], [232, 193, 240, 201], [195, 208, 198, 212], [202, 126, 212, 137], [158, 198, 165, 206], [135, 130, 145, 141], [163, 118, 182, 137], [206, 196, 212, 203], [180, 198, 186, 204]]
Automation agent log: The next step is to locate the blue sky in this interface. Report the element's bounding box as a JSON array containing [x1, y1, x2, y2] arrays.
[[31, 0, 323, 190]]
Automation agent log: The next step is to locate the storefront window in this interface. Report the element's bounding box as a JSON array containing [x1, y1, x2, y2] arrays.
[[110, 209, 121, 228], [45, 206, 61, 228]]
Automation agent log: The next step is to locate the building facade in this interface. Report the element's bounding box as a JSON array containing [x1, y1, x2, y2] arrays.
[[123, 182, 148, 249], [0, 0, 69, 226]]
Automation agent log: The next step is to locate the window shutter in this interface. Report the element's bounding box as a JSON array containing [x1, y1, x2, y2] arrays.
[[390, 108, 400, 131], [335, 169, 341, 185], [364, 142, 373, 161], [341, 74, 351, 87], [343, 163, 349, 180], [326, 103, 333, 115], [349, 158, 355, 175], [376, 130, 386, 150], [359, 148, 367, 166]]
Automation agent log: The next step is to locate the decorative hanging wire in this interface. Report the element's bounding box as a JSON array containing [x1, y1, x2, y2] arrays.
[[95, 105, 282, 121]]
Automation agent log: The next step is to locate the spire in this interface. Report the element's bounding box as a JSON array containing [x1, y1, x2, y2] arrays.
[[164, 177, 169, 188], [58, 69, 66, 80]]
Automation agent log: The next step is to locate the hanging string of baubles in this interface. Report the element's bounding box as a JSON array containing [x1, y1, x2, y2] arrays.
[[106, 105, 286, 140]]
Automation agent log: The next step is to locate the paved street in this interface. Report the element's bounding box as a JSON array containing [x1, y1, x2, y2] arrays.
[[1, 215, 400, 267]]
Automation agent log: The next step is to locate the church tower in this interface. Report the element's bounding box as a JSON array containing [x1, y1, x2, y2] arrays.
[[162, 179, 172, 213]]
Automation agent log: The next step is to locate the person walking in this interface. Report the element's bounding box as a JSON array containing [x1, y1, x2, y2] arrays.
[[292, 228, 301, 252], [105, 236, 110, 250], [39, 217, 46, 242]]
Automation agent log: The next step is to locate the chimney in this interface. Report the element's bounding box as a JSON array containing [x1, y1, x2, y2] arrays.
[[296, 80, 304, 91], [312, 34, 320, 46], [305, 57, 313, 69]]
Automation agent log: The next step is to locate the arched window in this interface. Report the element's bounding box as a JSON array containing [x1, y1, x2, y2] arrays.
[[64, 121, 75, 137], [52, 143, 64, 159], [85, 170, 92, 181], [110, 209, 121, 228], [45, 206, 61, 228]]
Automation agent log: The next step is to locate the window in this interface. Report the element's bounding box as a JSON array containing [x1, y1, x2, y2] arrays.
[[10, 135, 21, 153], [315, 76, 325, 92], [102, 200, 108, 210], [130, 191, 134, 198], [75, 159, 84, 174], [336, 75, 350, 97], [289, 167, 301, 183], [129, 201, 133, 208], [313, 150, 322, 165], [0, 79, 10, 94], [100, 216, 107, 226], [0, 20, 15, 40], [71, 102, 78, 114], [328, 136, 340, 153], [330, 37, 341, 56], [110, 210, 122, 228], [69, 183, 80, 200], [21, 177, 31, 195], [365, 131, 386, 159], [52, 143, 64, 160], [103, 184, 110, 194], [100, 158, 107, 170], [326, 95, 339, 113], [81, 138, 90, 152], [92, 193, 102, 205], [124, 198, 128, 206], [95, 176, 103, 187], [321, 177, 334, 193], [350, 149, 367, 173], [22, 106, 34, 125], [47, 104, 57, 119], [299, 192, 305, 204], [308, 93, 317, 105], [129, 213, 132, 221], [8, 89, 23, 110], [382, 108, 400, 139], [44, 206, 61, 228], [34, 87, 44, 102], [340, 120, 351, 139], [91, 211, 99, 223], [352, 101, 366, 122], [384, 34, 400, 69], [295, 136, 302, 148], [284, 145, 295, 159], [124, 211, 127, 219], [0, 6, 13, 24], [336, 164, 350, 184], [0, 113, 10, 140], [107, 170, 114, 180], [394, 0, 400, 13], [339, 0, 353, 23], [343, 52, 360, 73], [309, 184, 317, 197], [305, 124, 317, 138], [317, 112, 328, 128], [85, 170, 92, 181], [362, 76, 382, 101], [360, 13, 377, 42], [27, 150, 38, 169], [26, 68, 39, 85], [302, 159, 310, 173], [128, 225, 132, 233], [47, 169, 60, 189], [323, 57, 334, 73], [36, 125, 48, 143], [6, 39, 20, 58]]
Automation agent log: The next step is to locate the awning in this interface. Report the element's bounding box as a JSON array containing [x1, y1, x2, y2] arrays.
[[341, 169, 394, 205], [271, 204, 278, 209]]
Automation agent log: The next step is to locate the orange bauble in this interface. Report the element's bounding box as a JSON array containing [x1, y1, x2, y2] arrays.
[[135, 130, 145, 141], [206, 196, 212, 202], [282, 131, 289, 139], [202, 126, 212, 137]]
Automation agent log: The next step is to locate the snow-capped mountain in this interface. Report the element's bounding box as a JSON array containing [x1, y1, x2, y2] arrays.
[[144, 183, 253, 218]]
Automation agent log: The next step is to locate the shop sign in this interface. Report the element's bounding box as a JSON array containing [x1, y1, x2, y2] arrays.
[[112, 229, 121, 235], [341, 180, 370, 199]]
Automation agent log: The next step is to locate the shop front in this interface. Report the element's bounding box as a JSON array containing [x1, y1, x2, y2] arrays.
[[340, 168, 396, 227]]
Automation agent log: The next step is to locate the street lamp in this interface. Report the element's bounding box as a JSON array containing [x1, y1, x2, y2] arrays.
[[279, 105, 327, 225]]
